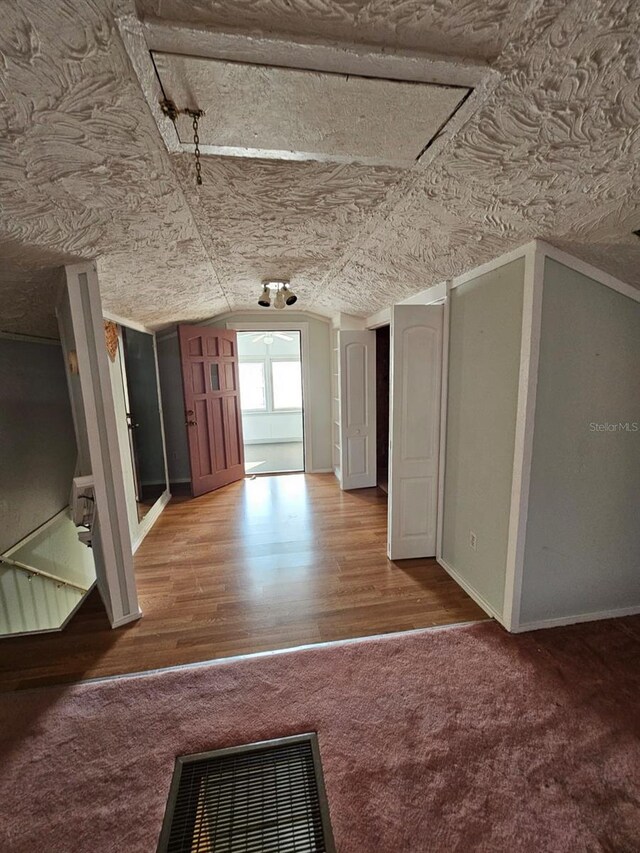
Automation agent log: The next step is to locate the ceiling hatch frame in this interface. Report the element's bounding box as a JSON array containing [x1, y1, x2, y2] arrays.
[[116, 14, 501, 172], [150, 51, 472, 168]]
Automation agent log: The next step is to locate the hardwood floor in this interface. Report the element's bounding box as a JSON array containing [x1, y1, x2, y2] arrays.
[[0, 474, 486, 690]]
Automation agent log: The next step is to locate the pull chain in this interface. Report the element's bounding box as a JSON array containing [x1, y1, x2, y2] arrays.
[[190, 111, 203, 186], [161, 100, 205, 187]]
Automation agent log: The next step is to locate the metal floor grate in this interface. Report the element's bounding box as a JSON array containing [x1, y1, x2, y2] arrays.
[[157, 734, 336, 853]]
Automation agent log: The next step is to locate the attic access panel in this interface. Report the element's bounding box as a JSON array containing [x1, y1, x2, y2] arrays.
[[152, 52, 470, 167]]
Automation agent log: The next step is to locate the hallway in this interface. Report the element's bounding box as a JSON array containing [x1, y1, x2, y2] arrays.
[[0, 474, 485, 690]]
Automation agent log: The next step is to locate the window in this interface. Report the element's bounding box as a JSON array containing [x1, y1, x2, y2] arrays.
[[238, 362, 266, 410], [272, 361, 303, 410]]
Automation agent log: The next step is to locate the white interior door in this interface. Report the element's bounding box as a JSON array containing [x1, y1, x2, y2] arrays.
[[388, 305, 443, 559], [339, 330, 376, 489]]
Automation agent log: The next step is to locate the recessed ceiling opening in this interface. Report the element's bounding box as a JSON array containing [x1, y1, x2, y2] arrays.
[[152, 51, 471, 167]]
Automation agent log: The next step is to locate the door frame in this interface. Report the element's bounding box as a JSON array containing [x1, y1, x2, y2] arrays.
[[113, 321, 171, 550], [226, 321, 312, 472], [366, 292, 447, 561]]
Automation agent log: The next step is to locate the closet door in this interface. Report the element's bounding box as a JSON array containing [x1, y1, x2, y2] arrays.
[[339, 331, 376, 490], [388, 305, 443, 559]]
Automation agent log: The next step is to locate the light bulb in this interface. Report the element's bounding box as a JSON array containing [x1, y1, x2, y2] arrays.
[[274, 288, 286, 309]]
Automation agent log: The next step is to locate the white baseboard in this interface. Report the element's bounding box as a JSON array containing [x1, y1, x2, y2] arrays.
[[110, 607, 143, 628], [307, 467, 333, 474], [437, 557, 506, 627], [131, 490, 171, 554], [514, 604, 640, 633]]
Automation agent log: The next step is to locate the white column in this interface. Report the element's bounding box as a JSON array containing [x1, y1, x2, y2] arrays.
[[60, 262, 141, 627]]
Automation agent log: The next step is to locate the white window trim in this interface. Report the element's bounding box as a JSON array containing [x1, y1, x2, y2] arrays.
[[238, 358, 269, 413], [270, 356, 304, 412]]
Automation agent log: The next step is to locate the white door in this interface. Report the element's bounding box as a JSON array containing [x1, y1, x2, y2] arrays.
[[339, 330, 376, 490], [388, 305, 443, 559]]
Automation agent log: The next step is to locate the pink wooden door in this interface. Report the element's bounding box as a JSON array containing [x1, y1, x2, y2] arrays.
[[178, 325, 245, 497]]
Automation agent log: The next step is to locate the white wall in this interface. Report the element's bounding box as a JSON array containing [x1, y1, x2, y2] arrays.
[[519, 258, 640, 625], [241, 411, 303, 443], [441, 258, 525, 618], [6, 510, 96, 591], [0, 566, 85, 634]]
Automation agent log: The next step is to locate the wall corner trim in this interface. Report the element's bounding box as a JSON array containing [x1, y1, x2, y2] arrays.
[[131, 490, 171, 553], [110, 608, 144, 629], [501, 241, 544, 631], [437, 558, 506, 627], [63, 261, 140, 628], [514, 604, 640, 633]]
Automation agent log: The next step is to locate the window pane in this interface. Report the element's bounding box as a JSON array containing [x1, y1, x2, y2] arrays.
[[210, 363, 220, 391], [239, 362, 266, 410], [272, 361, 302, 409]]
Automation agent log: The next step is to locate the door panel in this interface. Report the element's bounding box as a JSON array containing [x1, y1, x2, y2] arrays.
[[339, 331, 376, 489], [388, 305, 443, 559], [178, 325, 245, 496]]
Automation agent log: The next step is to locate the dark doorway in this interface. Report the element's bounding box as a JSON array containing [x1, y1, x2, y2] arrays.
[[375, 325, 390, 494]]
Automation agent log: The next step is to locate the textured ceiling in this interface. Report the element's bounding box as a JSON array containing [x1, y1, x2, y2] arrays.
[[0, 0, 639, 335], [136, 0, 525, 61]]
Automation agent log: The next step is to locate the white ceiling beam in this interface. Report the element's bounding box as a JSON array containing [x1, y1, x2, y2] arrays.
[[141, 19, 492, 89]]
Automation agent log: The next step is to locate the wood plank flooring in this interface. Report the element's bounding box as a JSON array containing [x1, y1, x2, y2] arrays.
[[0, 474, 486, 690]]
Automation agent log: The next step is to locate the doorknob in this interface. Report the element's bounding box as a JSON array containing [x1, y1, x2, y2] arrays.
[[186, 419, 197, 426]]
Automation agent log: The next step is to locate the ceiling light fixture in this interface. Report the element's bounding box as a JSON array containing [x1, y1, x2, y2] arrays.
[[160, 98, 205, 185], [283, 284, 297, 306], [257, 285, 271, 307], [258, 280, 297, 308]]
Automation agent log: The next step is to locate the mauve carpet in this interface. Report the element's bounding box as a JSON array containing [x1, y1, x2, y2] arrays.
[[1, 617, 639, 852]]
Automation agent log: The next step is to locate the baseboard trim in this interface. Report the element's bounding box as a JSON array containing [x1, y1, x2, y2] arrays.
[[307, 467, 333, 474], [131, 490, 171, 554], [437, 557, 506, 627], [110, 608, 143, 629], [515, 604, 640, 633]]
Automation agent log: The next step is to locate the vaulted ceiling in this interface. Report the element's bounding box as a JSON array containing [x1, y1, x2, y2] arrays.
[[1, 0, 639, 335]]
